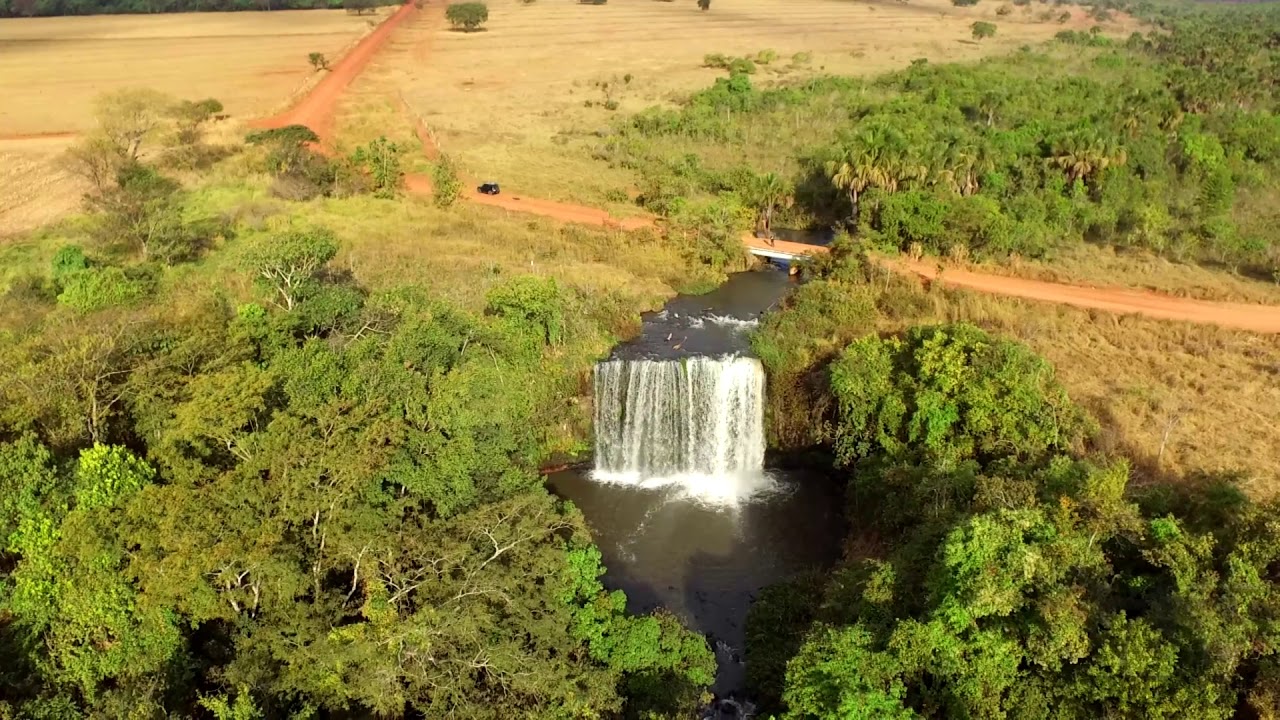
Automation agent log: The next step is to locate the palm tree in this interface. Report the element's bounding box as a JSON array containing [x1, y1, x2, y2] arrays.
[[1048, 131, 1128, 188], [823, 123, 903, 224], [977, 88, 1007, 128], [746, 172, 794, 240], [1048, 133, 1097, 187]]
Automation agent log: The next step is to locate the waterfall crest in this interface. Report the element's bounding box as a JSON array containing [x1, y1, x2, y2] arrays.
[[592, 356, 770, 503]]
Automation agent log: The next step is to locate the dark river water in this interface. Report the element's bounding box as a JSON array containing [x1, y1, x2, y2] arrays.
[[548, 268, 845, 703], [547, 467, 843, 696]]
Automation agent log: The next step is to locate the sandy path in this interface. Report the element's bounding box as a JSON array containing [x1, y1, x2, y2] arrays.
[[258, 0, 1280, 335]]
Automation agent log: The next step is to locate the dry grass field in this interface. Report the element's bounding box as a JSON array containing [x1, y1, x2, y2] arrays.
[[0, 135, 85, 237], [342, 0, 1137, 211], [776, 272, 1280, 496], [0, 8, 382, 236], [970, 243, 1280, 306], [934, 290, 1280, 497]]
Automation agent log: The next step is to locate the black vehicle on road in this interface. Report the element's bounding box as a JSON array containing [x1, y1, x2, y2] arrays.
[[477, 182, 500, 195]]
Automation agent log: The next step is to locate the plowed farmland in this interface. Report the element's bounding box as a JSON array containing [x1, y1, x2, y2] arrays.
[[0, 8, 380, 235]]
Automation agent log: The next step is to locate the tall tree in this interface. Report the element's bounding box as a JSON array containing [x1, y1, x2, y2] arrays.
[[824, 123, 907, 224], [744, 171, 794, 239]]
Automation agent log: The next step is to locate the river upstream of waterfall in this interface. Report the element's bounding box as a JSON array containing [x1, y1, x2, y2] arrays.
[[547, 268, 845, 714]]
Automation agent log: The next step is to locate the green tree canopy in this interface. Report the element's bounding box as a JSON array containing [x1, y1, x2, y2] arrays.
[[446, 2, 489, 31]]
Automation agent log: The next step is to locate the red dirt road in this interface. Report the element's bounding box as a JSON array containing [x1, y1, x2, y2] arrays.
[[889, 259, 1280, 334], [405, 172, 653, 230], [257, 0, 1280, 335], [253, 1, 418, 139]]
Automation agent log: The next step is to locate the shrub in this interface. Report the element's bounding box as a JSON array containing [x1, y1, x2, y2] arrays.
[[951, 0, 979, 6], [703, 53, 730, 69], [269, 174, 325, 202], [971, 20, 997, 39], [246, 124, 319, 148], [1057, 10, 1071, 22], [56, 267, 147, 313], [996, 3, 1012, 14], [755, 48, 778, 65], [485, 276, 567, 346], [698, 0, 710, 9], [446, 2, 489, 31], [728, 57, 757, 75], [308, 52, 329, 71], [350, 136, 404, 198], [51, 245, 89, 287], [432, 155, 463, 209]]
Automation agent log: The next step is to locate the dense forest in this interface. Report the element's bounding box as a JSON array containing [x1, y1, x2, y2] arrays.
[[602, 3, 1280, 281], [0, 95, 715, 717], [0, 0, 394, 17]]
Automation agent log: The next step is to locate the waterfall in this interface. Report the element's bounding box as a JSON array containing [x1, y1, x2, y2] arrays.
[[592, 356, 771, 503]]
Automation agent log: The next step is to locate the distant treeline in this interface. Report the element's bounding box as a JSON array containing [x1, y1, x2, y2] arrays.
[[0, 0, 399, 17]]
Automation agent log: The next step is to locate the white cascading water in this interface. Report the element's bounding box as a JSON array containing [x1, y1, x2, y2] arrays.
[[592, 356, 772, 504]]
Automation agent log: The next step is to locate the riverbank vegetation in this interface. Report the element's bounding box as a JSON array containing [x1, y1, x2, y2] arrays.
[[732, 5, 1280, 706], [747, 244, 1280, 718], [600, 2, 1280, 300], [0, 88, 718, 717]]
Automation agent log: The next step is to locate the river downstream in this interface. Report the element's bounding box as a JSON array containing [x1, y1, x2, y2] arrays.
[[548, 268, 844, 703]]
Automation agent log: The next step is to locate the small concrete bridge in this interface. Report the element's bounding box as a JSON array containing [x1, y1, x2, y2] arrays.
[[742, 235, 829, 262]]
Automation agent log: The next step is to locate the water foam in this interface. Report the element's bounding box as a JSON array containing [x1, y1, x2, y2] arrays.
[[593, 356, 768, 505]]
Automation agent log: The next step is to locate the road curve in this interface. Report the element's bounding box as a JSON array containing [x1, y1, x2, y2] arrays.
[[255, 1, 1280, 335]]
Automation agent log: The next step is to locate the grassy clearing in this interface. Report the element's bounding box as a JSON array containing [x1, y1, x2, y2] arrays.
[[0, 156, 702, 351]]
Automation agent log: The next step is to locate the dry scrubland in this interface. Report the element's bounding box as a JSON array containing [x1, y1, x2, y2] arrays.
[[0, 9, 381, 235], [771, 270, 1280, 496], [928, 288, 1280, 495], [354, 0, 1135, 210]]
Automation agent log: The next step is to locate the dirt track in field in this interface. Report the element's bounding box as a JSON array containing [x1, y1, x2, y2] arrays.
[[254, 2, 417, 139], [167, 1, 1280, 333]]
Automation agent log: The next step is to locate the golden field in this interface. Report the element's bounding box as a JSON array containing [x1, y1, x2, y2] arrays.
[[0, 8, 382, 235], [342, 0, 1138, 210]]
